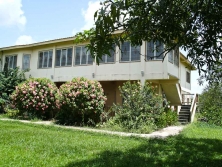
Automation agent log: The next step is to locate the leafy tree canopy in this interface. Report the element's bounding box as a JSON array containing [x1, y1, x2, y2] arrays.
[[74, 0, 222, 83]]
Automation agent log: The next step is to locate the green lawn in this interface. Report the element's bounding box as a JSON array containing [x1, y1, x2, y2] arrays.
[[1, 120, 222, 167]]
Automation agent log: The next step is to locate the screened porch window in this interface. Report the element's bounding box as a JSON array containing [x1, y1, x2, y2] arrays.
[[38, 50, 53, 68], [101, 45, 115, 63], [5, 55, 17, 69], [147, 40, 164, 60], [168, 47, 179, 67], [23, 54, 31, 70], [120, 42, 140, 62], [74, 46, 93, 65], [55, 48, 73, 67]]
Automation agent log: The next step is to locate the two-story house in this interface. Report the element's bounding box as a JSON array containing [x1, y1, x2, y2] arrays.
[[0, 35, 196, 115]]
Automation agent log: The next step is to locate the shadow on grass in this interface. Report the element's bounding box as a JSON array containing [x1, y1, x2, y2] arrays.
[[64, 135, 222, 167]]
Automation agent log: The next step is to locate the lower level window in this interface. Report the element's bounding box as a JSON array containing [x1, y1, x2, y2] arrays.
[[5, 55, 17, 69], [75, 46, 93, 65]]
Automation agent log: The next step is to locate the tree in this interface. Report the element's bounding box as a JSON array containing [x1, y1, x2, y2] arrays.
[[199, 83, 222, 126], [0, 63, 28, 112], [75, 0, 222, 83]]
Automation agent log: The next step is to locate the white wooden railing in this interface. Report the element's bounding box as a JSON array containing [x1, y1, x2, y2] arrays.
[[190, 93, 199, 122]]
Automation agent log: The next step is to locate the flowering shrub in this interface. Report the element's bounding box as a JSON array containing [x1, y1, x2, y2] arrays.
[[11, 78, 59, 119], [56, 77, 107, 126]]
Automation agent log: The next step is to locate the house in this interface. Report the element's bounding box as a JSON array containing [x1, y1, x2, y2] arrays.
[[0, 34, 196, 122]]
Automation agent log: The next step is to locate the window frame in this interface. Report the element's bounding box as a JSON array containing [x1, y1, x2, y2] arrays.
[[120, 41, 141, 62], [55, 47, 73, 67], [100, 45, 116, 64], [38, 50, 53, 69], [186, 71, 191, 83], [74, 45, 94, 66], [22, 54, 31, 70], [146, 40, 164, 61], [5, 54, 17, 69]]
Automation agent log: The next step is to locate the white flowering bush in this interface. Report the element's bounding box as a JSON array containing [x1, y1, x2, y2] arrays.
[[11, 78, 59, 119], [56, 77, 107, 126]]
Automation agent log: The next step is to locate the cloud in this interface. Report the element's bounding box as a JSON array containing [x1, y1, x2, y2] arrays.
[[15, 35, 36, 45], [72, 29, 77, 36], [81, 1, 101, 30], [71, 1, 101, 35], [0, 0, 26, 27]]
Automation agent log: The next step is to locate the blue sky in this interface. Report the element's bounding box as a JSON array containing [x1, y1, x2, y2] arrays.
[[0, 0, 205, 93]]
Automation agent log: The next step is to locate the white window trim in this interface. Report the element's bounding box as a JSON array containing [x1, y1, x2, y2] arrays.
[[100, 47, 116, 64], [22, 54, 31, 70], [146, 41, 164, 61], [74, 46, 94, 66], [38, 50, 53, 69], [5, 54, 17, 69], [186, 71, 191, 83], [120, 42, 141, 62], [55, 47, 73, 67]]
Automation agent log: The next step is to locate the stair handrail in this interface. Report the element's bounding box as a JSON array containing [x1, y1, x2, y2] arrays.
[[190, 93, 198, 122]]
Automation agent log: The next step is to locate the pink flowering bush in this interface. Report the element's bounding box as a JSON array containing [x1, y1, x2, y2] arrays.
[[56, 77, 107, 126], [11, 78, 59, 119]]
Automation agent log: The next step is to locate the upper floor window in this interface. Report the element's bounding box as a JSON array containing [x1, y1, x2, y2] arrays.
[[147, 40, 164, 60], [55, 48, 73, 67], [186, 71, 190, 83], [101, 45, 115, 64], [38, 50, 53, 68], [168, 47, 179, 67], [120, 42, 140, 62], [74, 46, 93, 65], [23, 54, 31, 70], [5, 55, 17, 69]]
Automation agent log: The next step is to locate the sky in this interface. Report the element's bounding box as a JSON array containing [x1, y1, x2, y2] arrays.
[[0, 0, 206, 94]]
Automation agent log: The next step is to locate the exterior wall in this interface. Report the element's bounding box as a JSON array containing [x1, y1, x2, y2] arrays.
[[1, 41, 176, 83], [167, 59, 179, 78], [100, 80, 161, 111], [179, 62, 191, 90], [0, 39, 195, 106]]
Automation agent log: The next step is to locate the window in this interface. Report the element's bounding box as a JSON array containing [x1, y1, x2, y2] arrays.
[[168, 47, 179, 66], [38, 50, 53, 68], [120, 42, 140, 62], [74, 46, 93, 65], [5, 55, 17, 69], [101, 45, 115, 63], [23, 54, 31, 70], [186, 71, 190, 83], [55, 48, 72, 67], [168, 50, 174, 63], [174, 47, 179, 67], [147, 40, 164, 60]]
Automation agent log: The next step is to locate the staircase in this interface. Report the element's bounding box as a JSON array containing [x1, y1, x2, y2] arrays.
[[178, 105, 191, 124]]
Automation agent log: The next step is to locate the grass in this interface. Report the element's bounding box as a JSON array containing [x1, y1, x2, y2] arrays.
[[1, 120, 222, 167]]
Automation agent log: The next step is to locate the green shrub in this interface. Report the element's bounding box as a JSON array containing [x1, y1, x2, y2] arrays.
[[5, 107, 20, 118], [56, 77, 107, 126], [199, 83, 222, 126], [156, 108, 178, 128], [11, 78, 59, 119], [104, 81, 168, 133], [0, 66, 27, 112]]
